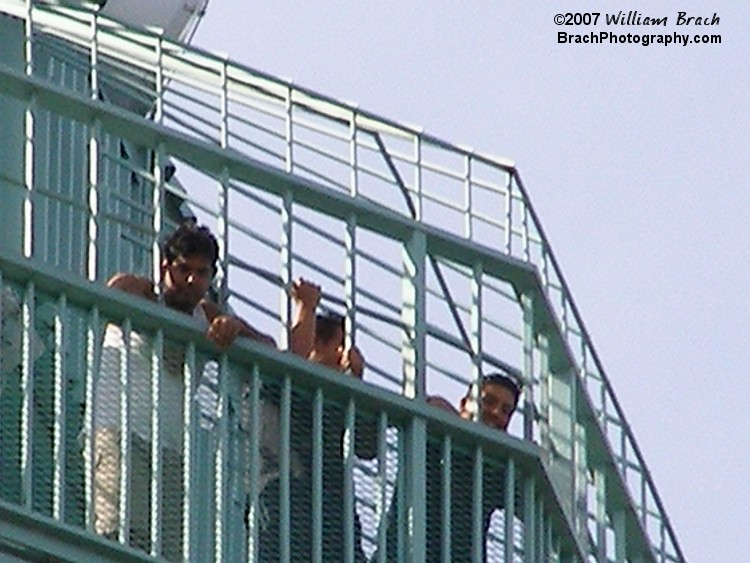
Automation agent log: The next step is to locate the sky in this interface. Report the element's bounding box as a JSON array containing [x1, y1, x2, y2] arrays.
[[188, 2, 749, 561]]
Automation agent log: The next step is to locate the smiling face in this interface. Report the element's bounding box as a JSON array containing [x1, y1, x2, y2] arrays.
[[459, 382, 517, 431], [160, 254, 214, 313]]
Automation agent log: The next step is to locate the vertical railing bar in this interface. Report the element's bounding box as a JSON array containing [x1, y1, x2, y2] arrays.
[[183, 342, 197, 562], [87, 118, 100, 281], [84, 306, 100, 530], [503, 459, 516, 563], [404, 417, 426, 563], [523, 476, 536, 562], [541, 244, 550, 293], [87, 9, 99, 277], [89, 7, 98, 100], [217, 58, 230, 305], [23, 89, 35, 258], [471, 446, 483, 563], [345, 212, 357, 354], [23, 0, 33, 256], [279, 375, 292, 562], [245, 365, 262, 563], [464, 154, 472, 239], [401, 231, 426, 400], [414, 134, 422, 221], [503, 173, 513, 255], [440, 435, 451, 563], [311, 387, 324, 563], [521, 293, 535, 441], [214, 353, 230, 562], [154, 31, 164, 126], [470, 262, 482, 421], [613, 509, 627, 562], [284, 85, 294, 173], [280, 189, 293, 349], [595, 469, 606, 562], [152, 143, 165, 288], [20, 281, 35, 509], [150, 329, 164, 557], [521, 191, 530, 262], [535, 496, 544, 562], [217, 166, 230, 304], [344, 399, 356, 562], [395, 432, 405, 563], [40, 74, 51, 261], [118, 318, 132, 544], [24, 0, 33, 75], [549, 504, 556, 561], [52, 293, 67, 520], [349, 107, 359, 197], [539, 335, 550, 451], [572, 375, 587, 540], [376, 412, 389, 563]]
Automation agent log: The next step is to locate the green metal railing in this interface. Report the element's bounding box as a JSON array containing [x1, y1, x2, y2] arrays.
[[0, 2, 684, 561], [0, 251, 584, 562]]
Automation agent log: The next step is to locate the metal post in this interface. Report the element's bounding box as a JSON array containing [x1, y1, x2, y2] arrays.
[[183, 343, 197, 562], [469, 262, 483, 421], [150, 329, 165, 557], [214, 353, 230, 562], [440, 435, 452, 563], [471, 446, 483, 563], [84, 307, 101, 531], [521, 292, 535, 441], [403, 416, 426, 563], [280, 190, 293, 349], [376, 412, 389, 563], [401, 230, 426, 400], [503, 459, 516, 563], [152, 143, 165, 287], [311, 387, 324, 563], [118, 319, 132, 544], [52, 294, 67, 520], [20, 281, 35, 508]]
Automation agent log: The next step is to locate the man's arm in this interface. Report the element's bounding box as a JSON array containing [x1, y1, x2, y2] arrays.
[[200, 299, 276, 349], [289, 278, 320, 357], [107, 273, 157, 301], [340, 346, 365, 379]]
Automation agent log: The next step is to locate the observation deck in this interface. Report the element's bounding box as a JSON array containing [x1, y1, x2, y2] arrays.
[[0, 2, 683, 562]]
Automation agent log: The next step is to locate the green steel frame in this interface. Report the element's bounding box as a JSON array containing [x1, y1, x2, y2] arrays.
[[0, 2, 684, 562]]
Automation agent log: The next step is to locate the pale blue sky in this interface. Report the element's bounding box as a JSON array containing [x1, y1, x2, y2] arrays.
[[191, 2, 749, 561]]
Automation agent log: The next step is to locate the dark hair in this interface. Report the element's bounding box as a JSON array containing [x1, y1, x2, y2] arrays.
[[469, 372, 522, 407], [162, 223, 219, 272], [315, 311, 345, 345]]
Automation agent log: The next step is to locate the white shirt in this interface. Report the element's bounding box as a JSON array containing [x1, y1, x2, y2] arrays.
[[94, 305, 208, 450]]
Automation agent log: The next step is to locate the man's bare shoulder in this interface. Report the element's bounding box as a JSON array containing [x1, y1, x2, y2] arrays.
[[107, 273, 156, 301], [426, 395, 459, 415]]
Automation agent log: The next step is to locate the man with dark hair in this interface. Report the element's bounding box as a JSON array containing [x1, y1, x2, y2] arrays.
[[378, 373, 522, 562], [308, 311, 365, 377], [106, 223, 275, 347], [257, 294, 374, 562], [93, 223, 300, 559]]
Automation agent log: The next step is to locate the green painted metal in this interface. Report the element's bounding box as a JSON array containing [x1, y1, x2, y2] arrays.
[[0, 248, 588, 560], [0, 2, 686, 561]]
